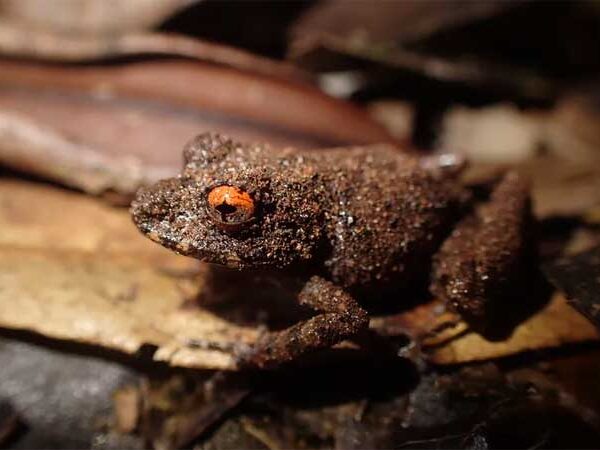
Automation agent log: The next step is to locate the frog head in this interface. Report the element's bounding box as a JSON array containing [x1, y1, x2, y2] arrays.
[[131, 133, 325, 269]]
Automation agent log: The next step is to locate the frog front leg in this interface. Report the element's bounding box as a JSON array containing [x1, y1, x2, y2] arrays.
[[238, 275, 369, 369], [430, 172, 538, 339]]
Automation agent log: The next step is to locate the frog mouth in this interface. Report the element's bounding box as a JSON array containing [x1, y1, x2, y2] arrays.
[[130, 215, 236, 265]]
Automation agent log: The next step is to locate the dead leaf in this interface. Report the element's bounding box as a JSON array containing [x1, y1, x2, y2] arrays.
[[520, 156, 600, 219], [368, 101, 414, 143], [0, 60, 392, 146], [0, 179, 259, 369], [544, 246, 600, 331], [545, 89, 600, 164], [370, 299, 452, 340], [289, 0, 513, 62], [371, 280, 600, 365], [113, 386, 141, 434], [0, 246, 257, 369], [439, 104, 546, 164], [0, 109, 173, 198], [0, 60, 394, 198], [0, 178, 172, 255], [0, 0, 305, 81], [289, 0, 557, 98], [0, 0, 194, 34], [422, 293, 600, 365]]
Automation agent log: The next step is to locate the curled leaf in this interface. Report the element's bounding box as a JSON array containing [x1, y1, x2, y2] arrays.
[[421, 293, 600, 364], [0, 59, 394, 198]]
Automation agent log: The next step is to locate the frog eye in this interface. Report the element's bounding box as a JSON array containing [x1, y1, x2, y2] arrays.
[[207, 185, 255, 230]]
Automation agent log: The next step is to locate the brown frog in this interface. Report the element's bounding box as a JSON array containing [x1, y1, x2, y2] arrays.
[[131, 133, 535, 368]]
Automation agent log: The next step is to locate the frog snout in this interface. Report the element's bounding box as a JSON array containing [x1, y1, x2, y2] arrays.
[[130, 183, 174, 231]]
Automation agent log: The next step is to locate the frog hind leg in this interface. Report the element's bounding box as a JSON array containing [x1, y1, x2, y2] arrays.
[[237, 275, 369, 369], [430, 172, 545, 340]]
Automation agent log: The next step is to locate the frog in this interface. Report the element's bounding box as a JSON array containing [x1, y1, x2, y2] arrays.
[[130, 132, 535, 368]]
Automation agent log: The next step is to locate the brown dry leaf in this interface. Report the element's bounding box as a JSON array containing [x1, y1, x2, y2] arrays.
[[0, 60, 394, 199], [0, 178, 257, 369], [289, 0, 556, 98], [439, 89, 600, 168], [367, 101, 414, 143], [0, 247, 252, 369], [439, 104, 546, 164], [526, 89, 600, 217], [0, 178, 170, 255], [521, 156, 600, 219], [438, 102, 600, 219], [422, 293, 600, 364], [370, 299, 452, 340], [113, 385, 141, 434], [545, 90, 600, 164], [0, 0, 193, 34], [0, 0, 304, 81], [290, 0, 511, 50], [0, 109, 174, 199], [0, 60, 392, 146]]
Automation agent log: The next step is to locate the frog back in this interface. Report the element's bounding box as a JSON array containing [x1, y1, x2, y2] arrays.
[[312, 146, 466, 289]]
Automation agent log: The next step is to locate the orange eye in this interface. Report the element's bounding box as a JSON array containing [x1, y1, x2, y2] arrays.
[[207, 185, 255, 229]]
